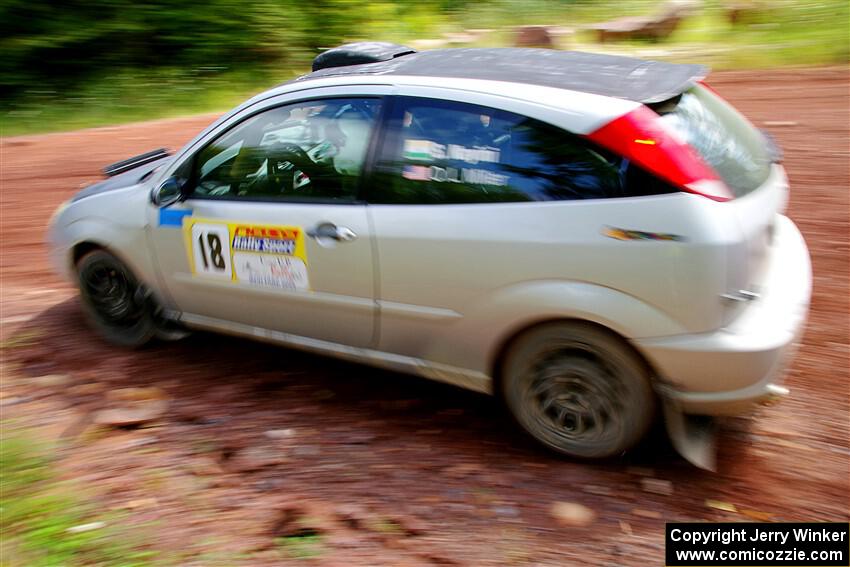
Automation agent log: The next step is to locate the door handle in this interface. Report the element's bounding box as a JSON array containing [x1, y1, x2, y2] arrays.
[[306, 222, 357, 242]]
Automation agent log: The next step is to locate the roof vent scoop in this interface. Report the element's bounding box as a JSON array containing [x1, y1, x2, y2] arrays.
[[312, 42, 416, 72]]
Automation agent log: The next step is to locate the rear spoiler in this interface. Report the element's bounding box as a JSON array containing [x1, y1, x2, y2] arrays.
[[103, 148, 171, 177]]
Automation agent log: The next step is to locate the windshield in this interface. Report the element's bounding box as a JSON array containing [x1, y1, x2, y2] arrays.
[[657, 85, 772, 198]]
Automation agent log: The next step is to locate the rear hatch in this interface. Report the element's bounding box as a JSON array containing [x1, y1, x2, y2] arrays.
[[655, 84, 786, 323]]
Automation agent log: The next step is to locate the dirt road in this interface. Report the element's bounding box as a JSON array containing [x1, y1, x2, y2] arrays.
[[1, 68, 848, 565]]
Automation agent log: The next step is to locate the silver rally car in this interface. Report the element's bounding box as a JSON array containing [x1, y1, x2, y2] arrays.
[[48, 43, 811, 467]]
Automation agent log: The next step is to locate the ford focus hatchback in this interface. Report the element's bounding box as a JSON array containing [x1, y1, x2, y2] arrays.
[[47, 44, 811, 467]]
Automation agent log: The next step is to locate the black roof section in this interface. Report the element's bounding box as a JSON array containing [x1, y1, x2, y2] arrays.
[[299, 47, 708, 104]]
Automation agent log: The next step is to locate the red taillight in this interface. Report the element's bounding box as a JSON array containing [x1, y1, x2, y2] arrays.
[[586, 106, 732, 202]]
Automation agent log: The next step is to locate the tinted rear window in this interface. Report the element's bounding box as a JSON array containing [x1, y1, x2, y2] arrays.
[[657, 85, 771, 198], [369, 97, 676, 205]]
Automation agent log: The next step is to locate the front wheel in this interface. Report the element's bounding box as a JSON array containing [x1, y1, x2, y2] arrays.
[[76, 250, 157, 347], [501, 322, 655, 459]]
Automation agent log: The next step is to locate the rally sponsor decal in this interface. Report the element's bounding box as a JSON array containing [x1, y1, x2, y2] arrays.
[[183, 219, 309, 291], [602, 226, 685, 242], [233, 253, 309, 290], [402, 164, 509, 186], [403, 139, 501, 164], [403, 139, 435, 162], [401, 138, 507, 186]]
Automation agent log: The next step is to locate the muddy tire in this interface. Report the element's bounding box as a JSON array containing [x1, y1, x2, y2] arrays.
[[76, 250, 157, 347], [501, 322, 655, 459]]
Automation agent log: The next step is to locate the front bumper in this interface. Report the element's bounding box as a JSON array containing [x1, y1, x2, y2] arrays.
[[46, 200, 74, 282], [635, 214, 812, 415]]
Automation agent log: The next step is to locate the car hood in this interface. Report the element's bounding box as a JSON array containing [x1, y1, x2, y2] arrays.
[[71, 156, 173, 202]]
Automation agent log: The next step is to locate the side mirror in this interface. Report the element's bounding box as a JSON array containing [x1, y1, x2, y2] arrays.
[[151, 177, 184, 207]]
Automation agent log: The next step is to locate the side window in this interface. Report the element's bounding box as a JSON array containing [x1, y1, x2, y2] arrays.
[[190, 98, 381, 201], [369, 97, 669, 205]]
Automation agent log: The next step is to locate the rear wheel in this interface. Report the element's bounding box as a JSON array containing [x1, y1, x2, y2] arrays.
[[76, 250, 157, 347], [501, 322, 655, 459]]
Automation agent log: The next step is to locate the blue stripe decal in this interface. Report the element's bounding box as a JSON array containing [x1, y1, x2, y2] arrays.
[[159, 208, 192, 227]]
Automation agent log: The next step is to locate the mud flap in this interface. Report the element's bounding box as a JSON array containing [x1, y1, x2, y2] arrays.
[[136, 286, 191, 341], [153, 307, 191, 341], [662, 399, 717, 471]]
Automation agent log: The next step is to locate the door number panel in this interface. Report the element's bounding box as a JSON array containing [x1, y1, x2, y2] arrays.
[[184, 218, 310, 291], [190, 223, 233, 279]]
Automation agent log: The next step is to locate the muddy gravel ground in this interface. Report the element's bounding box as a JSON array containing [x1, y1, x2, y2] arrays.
[[1, 67, 848, 566]]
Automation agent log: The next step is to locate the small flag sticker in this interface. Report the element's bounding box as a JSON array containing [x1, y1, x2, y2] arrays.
[[402, 165, 432, 181]]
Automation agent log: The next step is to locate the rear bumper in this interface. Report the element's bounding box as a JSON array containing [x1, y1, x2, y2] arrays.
[[635, 214, 811, 415]]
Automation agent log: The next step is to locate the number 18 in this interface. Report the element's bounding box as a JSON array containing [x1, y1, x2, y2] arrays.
[[191, 223, 232, 278]]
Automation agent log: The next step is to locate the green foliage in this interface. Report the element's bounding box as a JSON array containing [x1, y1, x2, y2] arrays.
[[0, 431, 158, 566], [2, 65, 283, 136], [0, 0, 847, 135], [655, 0, 850, 67], [0, 0, 312, 97], [275, 533, 325, 560], [0, 329, 43, 350]]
